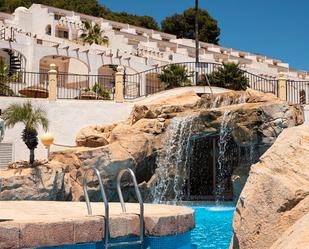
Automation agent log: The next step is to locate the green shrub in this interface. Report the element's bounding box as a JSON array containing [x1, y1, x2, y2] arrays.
[[208, 62, 249, 91], [158, 64, 192, 90], [0, 58, 14, 96], [92, 83, 111, 100]]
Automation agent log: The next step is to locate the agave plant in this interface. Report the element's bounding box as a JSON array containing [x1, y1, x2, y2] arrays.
[[208, 62, 249, 90], [2, 101, 49, 166], [80, 21, 109, 46], [0, 58, 14, 96], [158, 64, 192, 89]]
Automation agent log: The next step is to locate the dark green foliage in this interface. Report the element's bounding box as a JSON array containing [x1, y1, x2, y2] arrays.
[[161, 8, 220, 44], [0, 0, 159, 30], [158, 64, 192, 89], [2, 101, 49, 165], [0, 58, 14, 96], [92, 83, 110, 100], [208, 63, 250, 90]]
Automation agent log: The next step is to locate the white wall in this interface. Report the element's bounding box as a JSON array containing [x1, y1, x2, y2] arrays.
[[0, 98, 134, 163]]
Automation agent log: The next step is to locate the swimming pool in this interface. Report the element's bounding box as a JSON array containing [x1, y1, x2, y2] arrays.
[[189, 203, 235, 249], [36, 203, 234, 249]]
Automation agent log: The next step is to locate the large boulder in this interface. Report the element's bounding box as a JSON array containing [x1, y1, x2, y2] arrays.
[[231, 125, 309, 249]]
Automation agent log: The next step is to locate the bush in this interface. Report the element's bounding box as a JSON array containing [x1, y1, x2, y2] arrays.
[[208, 63, 249, 91], [0, 58, 14, 96], [158, 64, 192, 90], [92, 83, 111, 100]]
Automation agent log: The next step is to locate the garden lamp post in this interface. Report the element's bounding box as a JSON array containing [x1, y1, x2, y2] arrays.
[[40, 132, 54, 158]]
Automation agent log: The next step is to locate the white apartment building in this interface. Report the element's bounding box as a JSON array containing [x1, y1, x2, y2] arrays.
[[0, 4, 307, 81]]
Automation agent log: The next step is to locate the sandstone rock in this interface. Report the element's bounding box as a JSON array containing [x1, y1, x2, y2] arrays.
[[270, 212, 309, 249], [0, 162, 70, 200], [76, 123, 117, 147], [231, 125, 309, 249]]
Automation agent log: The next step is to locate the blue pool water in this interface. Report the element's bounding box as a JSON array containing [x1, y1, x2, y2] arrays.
[[189, 204, 235, 249], [38, 204, 234, 249]]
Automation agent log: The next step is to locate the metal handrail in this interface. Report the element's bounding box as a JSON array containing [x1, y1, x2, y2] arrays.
[[83, 167, 109, 249], [116, 168, 144, 246]]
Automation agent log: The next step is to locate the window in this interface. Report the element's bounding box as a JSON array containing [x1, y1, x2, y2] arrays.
[[112, 26, 121, 31], [54, 13, 63, 21], [45, 25, 51, 35], [56, 26, 69, 39]]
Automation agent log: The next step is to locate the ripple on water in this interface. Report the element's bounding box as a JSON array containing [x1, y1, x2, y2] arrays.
[[189, 205, 235, 249]]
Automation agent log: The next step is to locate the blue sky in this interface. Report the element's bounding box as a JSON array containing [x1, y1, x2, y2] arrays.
[[99, 0, 309, 71]]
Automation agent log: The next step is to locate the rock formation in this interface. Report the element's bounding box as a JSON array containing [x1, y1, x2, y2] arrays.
[[231, 124, 309, 249], [0, 89, 304, 202]]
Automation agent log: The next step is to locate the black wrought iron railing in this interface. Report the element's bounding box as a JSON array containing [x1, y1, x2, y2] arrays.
[[124, 62, 279, 99], [0, 71, 48, 98], [56, 73, 115, 100], [286, 80, 309, 104], [242, 71, 278, 96]]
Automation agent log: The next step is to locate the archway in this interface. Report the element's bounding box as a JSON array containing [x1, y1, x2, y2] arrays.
[[97, 65, 117, 97], [40, 55, 89, 99], [0, 48, 26, 73]]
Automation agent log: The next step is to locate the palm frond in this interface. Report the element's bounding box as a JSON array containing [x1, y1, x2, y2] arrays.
[[2, 100, 49, 131]]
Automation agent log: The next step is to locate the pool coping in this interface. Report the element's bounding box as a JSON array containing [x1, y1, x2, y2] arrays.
[[0, 201, 195, 249]]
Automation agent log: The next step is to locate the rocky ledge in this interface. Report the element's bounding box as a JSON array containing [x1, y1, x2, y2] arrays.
[[0, 89, 304, 201], [231, 124, 309, 249]]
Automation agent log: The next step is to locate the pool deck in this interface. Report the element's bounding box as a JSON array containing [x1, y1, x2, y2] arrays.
[[0, 201, 195, 249]]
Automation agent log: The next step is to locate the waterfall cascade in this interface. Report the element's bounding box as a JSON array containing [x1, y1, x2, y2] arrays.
[[151, 94, 261, 203], [152, 116, 194, 203], [216, 111, 235, 203]]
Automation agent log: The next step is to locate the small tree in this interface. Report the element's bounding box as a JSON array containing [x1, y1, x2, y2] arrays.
[[0, 58, 14, 96], [2, 101, 49, 166], [161, 8, 220, 44], [208, 63, 249, 90], [158, 64, 192, 89], [80, 21, 109, 46]]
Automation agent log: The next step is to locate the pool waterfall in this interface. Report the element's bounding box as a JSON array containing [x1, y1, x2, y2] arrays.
[[151, 94, 255, 204]]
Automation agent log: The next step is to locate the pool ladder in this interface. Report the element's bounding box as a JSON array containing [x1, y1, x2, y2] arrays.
[[83, 168, 144, 248]]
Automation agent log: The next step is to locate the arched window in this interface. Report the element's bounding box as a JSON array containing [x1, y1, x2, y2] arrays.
[[45, 25, 51, 35]]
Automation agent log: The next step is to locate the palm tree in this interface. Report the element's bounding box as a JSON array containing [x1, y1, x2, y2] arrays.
[[2, 101, 49, 166], [80, 21, 109, 46], [0, 58, 14, 96], [208, 62, 249, 90]]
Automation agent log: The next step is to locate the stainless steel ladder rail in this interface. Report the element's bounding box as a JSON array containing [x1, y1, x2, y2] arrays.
[[83, 167, 109, 249], [116, 168, 144, 248]]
